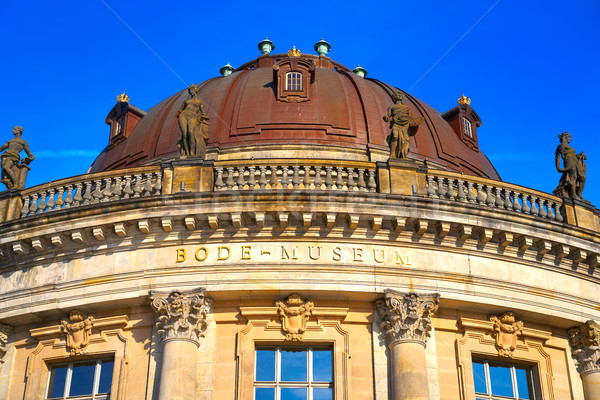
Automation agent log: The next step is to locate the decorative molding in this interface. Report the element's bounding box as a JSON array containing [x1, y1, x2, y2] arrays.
[[60, 310, 94, 355], [0, 322, 13, 363], [276, 294, 314, 341], [568, 320, 600, 373], [375, 290, 439, 347], [150, 287, 212, 347], [489, 312, 523, 357]]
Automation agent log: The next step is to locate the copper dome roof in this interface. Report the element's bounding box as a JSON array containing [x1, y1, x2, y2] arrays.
[[90, 53, 500, 180]]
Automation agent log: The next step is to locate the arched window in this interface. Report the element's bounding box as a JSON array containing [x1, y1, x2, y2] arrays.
[[286, 72, 302, 91]]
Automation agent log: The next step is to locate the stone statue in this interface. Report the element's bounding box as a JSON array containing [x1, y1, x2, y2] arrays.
[[383, 91, 424, 160], [554, 131, 586, 200], [0, 126, 34, 190], [176, 84, 209, 157]]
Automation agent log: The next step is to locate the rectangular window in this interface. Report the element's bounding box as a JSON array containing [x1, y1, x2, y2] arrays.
[[286, 72, 302, 91], [473, 359, 535, 400], [255, 346, 333, 400], [46, 358, 114, 400], [462, 117, 472, 138]]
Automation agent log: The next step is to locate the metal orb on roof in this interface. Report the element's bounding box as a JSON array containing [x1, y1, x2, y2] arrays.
[[258, 38, 275, 55], [220, 63, 235, 77], [314, 39, 331, 56]]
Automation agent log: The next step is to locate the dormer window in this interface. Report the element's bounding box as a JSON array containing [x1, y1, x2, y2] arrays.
[[462, 117, 472, 138], [273, 57, 315, 103], [286, 72, 302, 91], [115, 117, 125, 136]]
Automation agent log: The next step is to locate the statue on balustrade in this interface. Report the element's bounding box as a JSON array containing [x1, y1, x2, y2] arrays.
[[0, 126, 35, 190], [383, 91, 424, 160], [554, 131, 586, 200], [176, 84, 210, 158]]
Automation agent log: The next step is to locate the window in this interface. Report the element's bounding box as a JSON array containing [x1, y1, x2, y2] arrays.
[[286, 72, 302, 91], [254, 347, 333, 400], [46, 358, 114, 400], [473, 359, 535, 400], [115, 117, 125, 136], [462, 117, 472, 138]]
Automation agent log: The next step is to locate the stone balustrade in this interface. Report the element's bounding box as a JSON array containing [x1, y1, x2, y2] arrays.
[[426, 171, 564, 222], [19, 167, 162, 218], [214, 161, 378, 192]]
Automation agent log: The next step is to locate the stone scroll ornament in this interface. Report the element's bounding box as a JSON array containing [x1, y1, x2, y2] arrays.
[[176, 84, 210, 158], [150, 288, 212, 346], [382, 91, 424, 160], [489, 312, 523, 357], [375, 290, 440, 347], [0, 323, 13, 364], [554, 131, 586, 200], [568, 320, 600, 373], [60, 310, 94, 355], [276, 294, 314, 341], [0, 126, 35, 190]]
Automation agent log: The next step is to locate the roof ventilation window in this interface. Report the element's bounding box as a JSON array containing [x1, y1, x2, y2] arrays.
[[273, 56, 315, 103]]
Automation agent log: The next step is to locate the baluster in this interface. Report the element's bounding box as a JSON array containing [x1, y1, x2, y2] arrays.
[[236, 167, 246, 189], [292, 166, 301, 189], [367, 170, 377, 192], [347, 168, 356, 190], [112, 177, 123, 200], [554, 203, 564, 222], [248, 166, 256, 189], [225, 168, 235, 189], [485, 186, 494, 207], [538, 198, 547, 218], [133, 174, 143, 198], [153, 172, 162, 195], [55, 187, 64, 210], [29, 193, 39, 214], [91, 180, 103, 203], [122, 176, 134, 199], [426, 176, 436, 198], [521, 194, 530, 214], [467, 181, 476, 203], [436, 178, 447, 198], [82, 181, 93, 205], [215, 167, 224, 189], [46, 189, 56, 211], [100, 178, 112, 201], [446, 178, 455, 200], [269, 166, 278, 188], [512, 191, 521, 212], [20, 195, 30, 217], [38, 190, 47, 212], [282, 167, 291, 189], [357, 169, 366, 191], [64, 185, 74, 208], [504, 189, 512, 209], [546, 201, 556, 220], [335, 167, 344, 190], [142, 174, 153, 196], [258, 166, 267, 189], [457, 180, 467, 202], [494, 187, 504, 208], [530, 196, 539, 216], [73, 182, 84, 206], [303, 166, 311, 189], [476, 183, 486, 204], [314, 166, 323, 189], [325, 167, 333, 189]]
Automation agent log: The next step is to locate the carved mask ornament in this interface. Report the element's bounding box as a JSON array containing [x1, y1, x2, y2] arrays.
[[489, 312, 523, 357], [60, 310, 94, 355], [276, 294, 314, 341], [568, 320, 600, 373]]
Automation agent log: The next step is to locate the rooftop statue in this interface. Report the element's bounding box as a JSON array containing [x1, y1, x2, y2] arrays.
[[554, 131, 586, 200], [383, 91, 424, 160], [0, 126, 34, 190], [176, 84, 209, 158]]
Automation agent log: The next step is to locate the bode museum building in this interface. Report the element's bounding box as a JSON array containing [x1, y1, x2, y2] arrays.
[[0, 39, 599, 400]]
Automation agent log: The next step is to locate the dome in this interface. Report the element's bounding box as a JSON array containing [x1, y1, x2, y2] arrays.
[[90, 53, 499, 180]]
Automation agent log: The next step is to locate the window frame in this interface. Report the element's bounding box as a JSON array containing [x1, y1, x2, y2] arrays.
[[462, 116, 472, 138], [45, 358, 114, 400], [472, 358, 535, 400], [285, 72, 303, 92]]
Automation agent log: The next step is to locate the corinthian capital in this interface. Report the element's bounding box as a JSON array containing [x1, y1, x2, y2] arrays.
[[150, 288, 212, 347], [568, 320, 600, 373], [376, 290, 439, 347], [0, 323, 13, 364]]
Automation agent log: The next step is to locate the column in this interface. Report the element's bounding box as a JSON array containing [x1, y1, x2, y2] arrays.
[[568, 320, 600, 400], [150, 288, 212, 400], [376, 290, 439, 400]]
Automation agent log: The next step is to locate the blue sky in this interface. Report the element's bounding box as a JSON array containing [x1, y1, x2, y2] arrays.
[[1, 1, 599, 206]]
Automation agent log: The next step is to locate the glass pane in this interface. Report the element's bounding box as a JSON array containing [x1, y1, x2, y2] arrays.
[[281, 349, 307, 382], [489, 362, 514, 397], [98, 360, 114, 393], [255, 387, 275, 400], [313, 350, 333, 382], [313, 387, 333, 400], [281, 387, 307, 400], [472, 360, 487, 394], [48, 366, 68, 398], [515, 366, 532, 399], [256, 350, 276, 381], [69, 361, 96, 396]]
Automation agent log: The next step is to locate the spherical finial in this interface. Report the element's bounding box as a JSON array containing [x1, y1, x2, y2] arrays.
[[117, 92, 129, 103], [353, 65, 367, 78], [458, 94, 471, 105], [258, 38, 275, 55], [219, 63, 235, 77], [314, 39, 331, 56]]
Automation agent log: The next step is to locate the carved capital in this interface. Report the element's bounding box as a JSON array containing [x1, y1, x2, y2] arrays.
[[150, 288, 212, 347], [276, 294, 314, 341], [60, 310, 94, 355], [0, 323, 13, 363], [489, 312, 523, 357], [568, 320, 600, 373], [375, 290, 439, 347]]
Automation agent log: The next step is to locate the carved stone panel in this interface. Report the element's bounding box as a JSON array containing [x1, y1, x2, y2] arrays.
[[568, 320, 600, 373], [0, 323, 13, 363], [150, 287, 212, 347], [60, 310, 94, 355], [276, 294, 314, 341], [489, 312, 523, 357], [375, 290, 439, 347]]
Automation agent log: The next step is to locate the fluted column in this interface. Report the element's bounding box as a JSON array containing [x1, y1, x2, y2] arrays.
[[150, 288, 212, 400], [376, 290, 439, 400], [568, 320, 600, 400]]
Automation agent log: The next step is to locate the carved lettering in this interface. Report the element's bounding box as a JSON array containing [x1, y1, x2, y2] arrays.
[[332, 247, 342, 261], [395, 250, 413, 265], [373, 249, 385, 263], [195, 247, 208, 261], [353, 247, 363, 262], [281, 246, 298, 260], [176, 248, 186, 263], [217, 246, 230, 260], [241, 245, 252, 260], [308, 246, 321, 260]]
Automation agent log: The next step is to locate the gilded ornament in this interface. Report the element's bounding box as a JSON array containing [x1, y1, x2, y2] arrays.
[[276, 294, 314, 341], [489, 312, 523, 357], [60, 310, 94, 355], [288, 46, 301, 57], [116, 92, 129, 103], [383, 91, 424, 160], [568, 320, 600, 372], [457, 94, 471, 105]]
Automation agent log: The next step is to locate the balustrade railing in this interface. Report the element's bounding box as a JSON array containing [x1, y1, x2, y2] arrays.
[[214, 162, 377, 192], [20, 167, 162, 218], [426, 172, 564, 222]]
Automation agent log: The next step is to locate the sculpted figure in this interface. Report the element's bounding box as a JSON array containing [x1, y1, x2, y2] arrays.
[[176, 84, 209, 157], [0, 126, 34, 190], [554, 131, 586, 200], [383, 91, 424, 160]]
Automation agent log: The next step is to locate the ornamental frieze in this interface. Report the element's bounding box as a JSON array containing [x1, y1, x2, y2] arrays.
[[60, 310, 94, 355], [376, 290, 439, 347], [489, 312, 523, 357], [276, 294, 314, 341], [568, 320, 600, 373]]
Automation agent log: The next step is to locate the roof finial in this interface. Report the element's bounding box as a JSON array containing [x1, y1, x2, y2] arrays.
[[353, 65, 367, 78], [458, 94, 471, 105], [288, 46, 301, 57], [258, 38, 275, 55], [314, 39, 331, 56], [117, 92, 129, 103], [220, 63, 235, 77]]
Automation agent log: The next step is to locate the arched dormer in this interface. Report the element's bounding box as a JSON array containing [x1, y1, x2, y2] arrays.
[[273, 57, 316, 103]]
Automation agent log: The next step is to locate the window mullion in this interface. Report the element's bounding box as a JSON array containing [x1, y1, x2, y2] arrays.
[[64, 362, 73, 399], [483, 360, 491, 396], [276, 348, 281, 400], [92, 359, 102, 395], [308, 347, 313, 400]]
